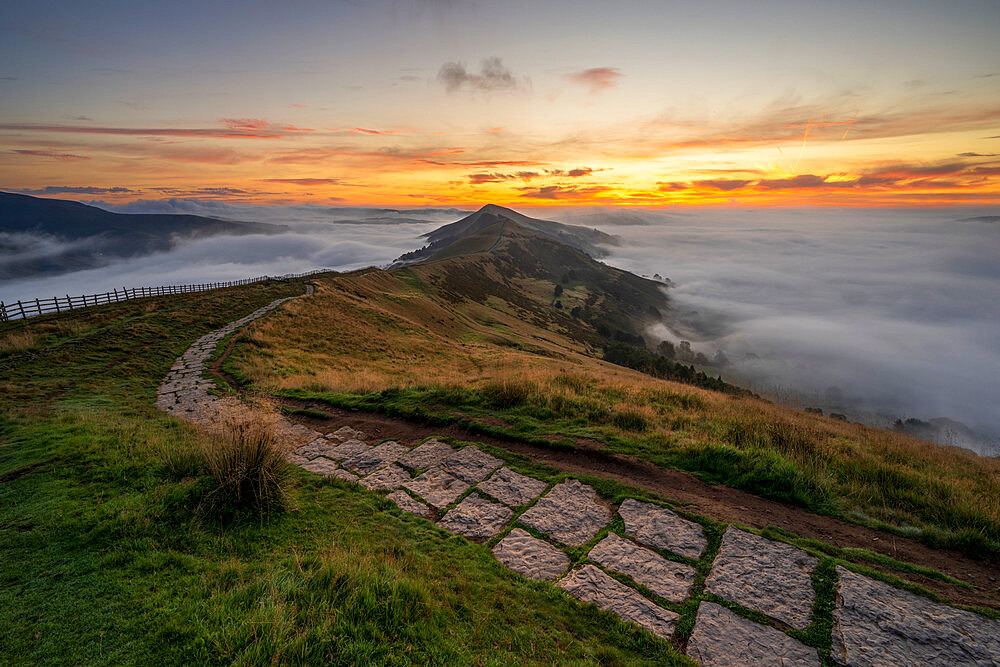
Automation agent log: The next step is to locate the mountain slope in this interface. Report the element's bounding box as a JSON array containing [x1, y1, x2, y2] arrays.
[[394, 203, 618, 265], [412, 216, 667, 346], [0, 191, 286, 280]]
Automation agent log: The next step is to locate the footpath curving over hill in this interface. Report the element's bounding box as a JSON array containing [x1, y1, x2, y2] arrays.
[[156, 285, 1000, 666]]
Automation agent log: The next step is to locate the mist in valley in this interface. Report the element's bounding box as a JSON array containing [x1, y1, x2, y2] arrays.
[[4, 200, 998, 454]]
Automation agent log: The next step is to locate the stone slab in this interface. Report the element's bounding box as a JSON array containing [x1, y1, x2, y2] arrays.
[[589, 532, 696, 603], [438, 493, 514, 540], [323, 439, 371, 462], [342, 441, 410, 475], [398, 438, 454, 470], [440, 445, 504, 483], [492, 528, 570, 581], [687, 602, 820, 666], [299, 457, 340, 476], [387, 490, 433, 519], [518, 479, 612, 546], [477, 467, 548, 507], [704, 527, 817, 630], [328, 468, 359, 483], [294, 438, 342, 460], [402, 467, 470, 509], [359, 463, 411, 491], [832, 566, 1000, 666], [618, 498, 707, 560], [327, 425, 366, 442], [557, 564, 678, 640]]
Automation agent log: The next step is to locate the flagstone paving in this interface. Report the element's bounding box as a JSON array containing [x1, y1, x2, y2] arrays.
[[403, 467, 470, 509], [558, 564, 679, 640], [619, 497, 707, 560], [157, 288, 1000, 666], [518, 479, 613, 546], [589, 532, 697, 603], [687, 601, 820, 666], [704, 527, 818, 630], [492, 528, 570, 581], [477, 466, 548, 507], [832, 566, 1000, 666], [438, 493, 514, 540], [398, 438, 454, 470], [387, 489, 433, 518]]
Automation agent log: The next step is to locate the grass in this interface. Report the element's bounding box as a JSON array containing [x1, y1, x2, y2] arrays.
[[225, 269, 1000, 560], [0, 280, 688, 665]]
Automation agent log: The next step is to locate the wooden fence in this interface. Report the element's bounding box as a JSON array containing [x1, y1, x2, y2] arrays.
[[0, 269, 328, 323]]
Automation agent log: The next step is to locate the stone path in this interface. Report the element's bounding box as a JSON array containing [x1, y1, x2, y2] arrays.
[[156, 291, 1000, 666]]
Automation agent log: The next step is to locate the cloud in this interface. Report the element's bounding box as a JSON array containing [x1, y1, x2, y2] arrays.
[[756, 174, 828, 189], [17, 185, 135, 195], [595, 207, 1000, 452], [516, 184, 612, 199], [694, 179, 753, 191], [958, 152, 998, 157], [657, 181, 688, 191], [437, 57, 526, 93], [259, 178, 342, 186], [13, 149, 90, 160], [565, 67, 622, 94], [0, 119, 313, 139], [467, 171, 540, 184]]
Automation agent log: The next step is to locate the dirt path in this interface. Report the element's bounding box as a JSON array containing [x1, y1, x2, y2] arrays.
[[271, 396, 1000, 611]]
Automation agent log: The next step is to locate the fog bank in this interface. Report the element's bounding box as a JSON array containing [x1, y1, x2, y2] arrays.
[[557, 207, 1000, 455]]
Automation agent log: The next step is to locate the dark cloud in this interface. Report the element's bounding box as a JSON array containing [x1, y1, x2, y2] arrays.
[[958, 152, 998, 157], [259, 178, 342, 186], [437, 57, 525, 93], [757, 174, 828, 189], [13, 149, 90, 161], [516, 184, 612, 199], [467, 171, 540, 184], [694, 179, 753, 191], [657, 182, 688, 191], [18, 185, 135, 195], [564, 67, 623, 94]]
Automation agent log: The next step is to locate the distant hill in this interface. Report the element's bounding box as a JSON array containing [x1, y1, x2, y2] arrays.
[[394, 204, 618, 265], [398, 211, 666, 347], [0, 191, 286, 280]]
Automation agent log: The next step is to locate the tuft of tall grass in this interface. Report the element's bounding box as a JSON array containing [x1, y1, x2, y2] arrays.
[[0, 329, 38, 355], [478, 377, 539, 409], [199, 409, 288, 515]]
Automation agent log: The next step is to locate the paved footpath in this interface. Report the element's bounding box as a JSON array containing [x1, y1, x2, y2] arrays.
[[157, 290, 1000, 666]]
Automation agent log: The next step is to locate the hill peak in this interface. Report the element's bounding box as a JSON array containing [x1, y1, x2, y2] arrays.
[[394, 204, 619, 266]]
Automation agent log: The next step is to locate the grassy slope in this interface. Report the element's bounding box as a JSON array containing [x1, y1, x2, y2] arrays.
[[227, 254, 1000, 560], [0, 281, 687, 666]]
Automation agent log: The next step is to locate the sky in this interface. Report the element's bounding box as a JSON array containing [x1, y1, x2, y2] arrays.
[[2, 0, 999, 207]]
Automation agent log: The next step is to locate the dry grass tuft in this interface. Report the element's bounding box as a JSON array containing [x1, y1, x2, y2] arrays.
[[0, 329, 38, 355], [199, 406, 288, 514]]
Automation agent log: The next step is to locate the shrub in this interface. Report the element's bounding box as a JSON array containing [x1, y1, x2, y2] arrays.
[[199, 409, 288, 515]]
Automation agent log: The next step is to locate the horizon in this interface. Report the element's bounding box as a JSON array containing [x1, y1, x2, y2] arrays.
[[2, 0, 999, 208]]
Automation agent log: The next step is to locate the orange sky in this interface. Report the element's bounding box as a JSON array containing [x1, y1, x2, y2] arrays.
[[2, 1, 998, 208]]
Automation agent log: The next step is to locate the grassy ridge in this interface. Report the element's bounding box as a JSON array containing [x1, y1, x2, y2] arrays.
[[227, 270, 1000, 559], [0, 282, 687, 665]]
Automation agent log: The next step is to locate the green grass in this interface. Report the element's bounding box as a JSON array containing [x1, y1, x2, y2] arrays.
[[0, 284, 689, 665], [268, 383, 1000, 560]]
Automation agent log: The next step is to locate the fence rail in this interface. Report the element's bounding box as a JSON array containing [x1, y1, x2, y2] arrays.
[[0, 269, 330, 323]]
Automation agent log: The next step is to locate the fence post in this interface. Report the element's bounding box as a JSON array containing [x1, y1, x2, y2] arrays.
[[0, 301, 5, 323], [18, 301, 25, 319]]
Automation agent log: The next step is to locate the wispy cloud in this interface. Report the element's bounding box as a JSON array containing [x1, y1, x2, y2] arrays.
[[437, 57, 527, 93], [18, 185, 135, 195], [564, 67, 622, 94], [13, 149, 90, 160]]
